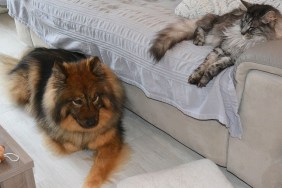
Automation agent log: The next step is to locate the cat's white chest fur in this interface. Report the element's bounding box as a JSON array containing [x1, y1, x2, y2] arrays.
[[222, 24, 267, 59]]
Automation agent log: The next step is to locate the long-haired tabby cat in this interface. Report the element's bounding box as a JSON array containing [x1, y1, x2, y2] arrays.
[[150, 0, 282, 87]]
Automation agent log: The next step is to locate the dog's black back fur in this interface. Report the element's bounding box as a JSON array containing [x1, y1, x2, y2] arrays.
[[10, 48, 87, 119]]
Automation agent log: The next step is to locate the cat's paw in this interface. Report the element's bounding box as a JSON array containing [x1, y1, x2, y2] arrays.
[[188, 73, 210, 88], [188, 74, 201, 85], [188, 67, 205, 85], [193, 27, 205, 46], [188, 76, 198, 85], [197, 76, 210, 87], [193, 37, 205, 46], [197, 82, 207, 88]]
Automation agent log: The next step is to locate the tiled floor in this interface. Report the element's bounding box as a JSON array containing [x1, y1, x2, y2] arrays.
[[0, 13, 250, 188]]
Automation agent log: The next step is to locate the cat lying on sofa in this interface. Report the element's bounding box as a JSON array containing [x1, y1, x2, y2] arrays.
[[150, 0, 282, 87]]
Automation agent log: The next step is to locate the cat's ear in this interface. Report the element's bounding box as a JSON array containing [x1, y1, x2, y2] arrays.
[[240, 0, 252, 10], [262, 11, 277, 24]]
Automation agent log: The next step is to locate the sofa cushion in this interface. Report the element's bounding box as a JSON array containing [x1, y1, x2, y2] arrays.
[[175, 0, 282, 19], [117, 159, 234, 188]]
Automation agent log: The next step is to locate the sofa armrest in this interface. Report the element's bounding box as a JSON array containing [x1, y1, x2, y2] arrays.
[[234, 39, 282, 103], [236, 39, 282, 69], [228, 39, 282, 188]]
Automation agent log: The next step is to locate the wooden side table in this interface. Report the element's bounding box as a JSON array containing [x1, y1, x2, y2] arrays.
[[0, 126, 36, 188]]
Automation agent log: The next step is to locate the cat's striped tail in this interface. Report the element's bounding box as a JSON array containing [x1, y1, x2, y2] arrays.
[[149, 19, 197, 61]]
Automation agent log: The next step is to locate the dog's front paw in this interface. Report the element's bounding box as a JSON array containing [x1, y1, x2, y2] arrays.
[[83, 180, 101, 188]]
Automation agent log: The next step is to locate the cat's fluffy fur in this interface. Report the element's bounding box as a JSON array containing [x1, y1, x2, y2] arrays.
[[150, 0, 282, 87]]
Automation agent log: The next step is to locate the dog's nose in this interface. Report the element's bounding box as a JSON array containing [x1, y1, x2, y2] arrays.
[[85, 118, 97, 128]]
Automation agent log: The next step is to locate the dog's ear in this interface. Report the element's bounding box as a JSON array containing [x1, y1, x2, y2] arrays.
[[87, 57, 105, 77], [240, 0, 252, 10], [262, 10, 277, 24], [52, 62, 67, 80]]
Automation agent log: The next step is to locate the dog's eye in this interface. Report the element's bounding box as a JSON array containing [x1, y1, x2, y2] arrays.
[[93, 95, 99, 105], [72, 99, 83, 106]]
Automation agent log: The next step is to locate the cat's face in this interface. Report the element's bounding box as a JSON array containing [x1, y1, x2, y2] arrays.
[[240, 3, 279, 39]]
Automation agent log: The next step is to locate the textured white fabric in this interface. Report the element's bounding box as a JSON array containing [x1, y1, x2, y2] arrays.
[[175, 0, 282, 19], [7, 0, 242, 137], [117, 159, 234, 188]]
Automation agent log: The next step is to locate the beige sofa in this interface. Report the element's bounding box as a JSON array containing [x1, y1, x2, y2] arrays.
[[15, 19, 282, 188], [8, 0, 282, 184]]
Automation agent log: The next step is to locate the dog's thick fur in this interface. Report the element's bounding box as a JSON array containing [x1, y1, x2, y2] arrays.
[[2, 48, 128, 188]]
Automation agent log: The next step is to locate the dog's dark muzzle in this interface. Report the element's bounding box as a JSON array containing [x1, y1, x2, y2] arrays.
[[79, 118, 98, 129]]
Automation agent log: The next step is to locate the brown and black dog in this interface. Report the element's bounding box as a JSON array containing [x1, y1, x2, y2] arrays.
[[3, 48, 129, 188]]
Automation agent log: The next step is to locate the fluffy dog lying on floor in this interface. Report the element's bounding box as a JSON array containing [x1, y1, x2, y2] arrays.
[[1, 48, 129, 188]]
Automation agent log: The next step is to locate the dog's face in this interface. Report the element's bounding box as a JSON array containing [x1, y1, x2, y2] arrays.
[[60, 58, 104, 129], [68, 91, 102, 129], [44, 57, 123, 131]]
